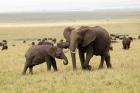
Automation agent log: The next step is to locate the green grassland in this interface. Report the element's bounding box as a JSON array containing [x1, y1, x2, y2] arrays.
[[0, 19, 140, 93]]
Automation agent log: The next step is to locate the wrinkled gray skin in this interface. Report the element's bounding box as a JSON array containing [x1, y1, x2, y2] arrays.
[[63, 26, 112, 70], [122, 37, 132, 49], [22, 45, 68, 75]]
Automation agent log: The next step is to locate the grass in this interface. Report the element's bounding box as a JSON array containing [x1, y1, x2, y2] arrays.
[[0, 19, 140, 93]]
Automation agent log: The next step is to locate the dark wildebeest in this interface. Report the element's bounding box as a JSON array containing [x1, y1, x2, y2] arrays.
[[23, 40, 26, 44], [1, 44, 8, 51], [31, 42, 35, 45], [138, 35, 140, 39], [122, 37, 132, 49]]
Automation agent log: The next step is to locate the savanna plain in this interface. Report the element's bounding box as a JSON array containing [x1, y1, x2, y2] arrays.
[[0, 18, 140, 93]]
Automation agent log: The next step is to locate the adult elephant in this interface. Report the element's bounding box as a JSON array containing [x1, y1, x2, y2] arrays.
[[63, 26, 112, 70]]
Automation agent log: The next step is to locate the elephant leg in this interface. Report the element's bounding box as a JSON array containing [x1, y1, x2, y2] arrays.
[[127, 45, 129, 49], [124, 45, 126, 49], [50, 58, 57, 71], [84, 46, 93, 70], [123, 44, 126, 49], [46, 61, 51, 71], [22, 62, 29, 75], [127, 44, 130, 49], [78, 49, 85, 69], [45, 57, 52, 71], [126, 45, 128, 49], [98, 55, 105, 69], [127, 43, 130, 48], [105, 53, 112, 68], [29, 66, 33, 74]]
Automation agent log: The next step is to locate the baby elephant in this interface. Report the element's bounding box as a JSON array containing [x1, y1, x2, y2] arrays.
[[22, 45, 68, 75]]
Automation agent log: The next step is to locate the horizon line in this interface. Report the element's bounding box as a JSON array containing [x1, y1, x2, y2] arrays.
[[0, 7, 140, 14]]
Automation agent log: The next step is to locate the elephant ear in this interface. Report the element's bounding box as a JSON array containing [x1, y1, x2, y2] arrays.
[[48, 46, 57, 58], [81, 27, 96, 47], [63, 27, 75, 42]]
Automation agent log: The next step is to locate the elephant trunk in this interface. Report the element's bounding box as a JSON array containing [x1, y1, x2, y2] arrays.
[[63, 55, 68, 65], [69, 44, 77, 70]]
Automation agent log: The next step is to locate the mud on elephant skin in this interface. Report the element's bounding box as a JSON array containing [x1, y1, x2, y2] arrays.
[[63, 26, 112, 70], [22, 45, 68, 75]]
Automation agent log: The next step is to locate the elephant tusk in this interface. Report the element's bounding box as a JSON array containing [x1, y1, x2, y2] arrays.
[[70, 50, 76, 54], [64, 49, 69, 53]]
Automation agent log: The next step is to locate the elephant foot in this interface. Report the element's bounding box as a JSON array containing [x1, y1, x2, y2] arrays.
[[22, 72, 26, 75], [73, 68, 77, 71], [83, 64, 92, 71], [54, 69, 58, 72], [87, 65, 92, 70], [107, 65, 112, 69], [47, 69, 51, 71], [82, 65, 87, 69], [98, 66, 103, 69], [29, 72, 33, 75]]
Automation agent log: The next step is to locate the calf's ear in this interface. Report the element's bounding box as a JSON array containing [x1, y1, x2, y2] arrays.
[[48, 46, 57, 58]]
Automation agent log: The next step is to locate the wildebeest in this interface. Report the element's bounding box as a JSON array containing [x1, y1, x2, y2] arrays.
[[52, 38, 56, 44], [122, 37, 132, 49], [110, 34, 128, 40], [23, 40, 26, 43], [59, 39, 64, 42], [0, 42, 3, 46], [48, 38, 53, 40], [37, 39, 41, 41], [2, 40, 7, 43], [57, 41, 70, 49], [138, 35, 140, 39], [1, 44, 8, 51], [38, 40, 53, 46], [42, 38, 47, 41], [37, 37, 55, 46], [31, 42, 35, 45], [38, 41, 43, 45], [12, 44, 16, 47], [42, 41, 53, 46], [111, 40, 118, 43]]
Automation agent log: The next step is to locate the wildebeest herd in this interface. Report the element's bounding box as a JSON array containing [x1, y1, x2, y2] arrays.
[[110, 33, 134, 50], [0, 40, 8, 50], [0, 26, 140, 75]]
